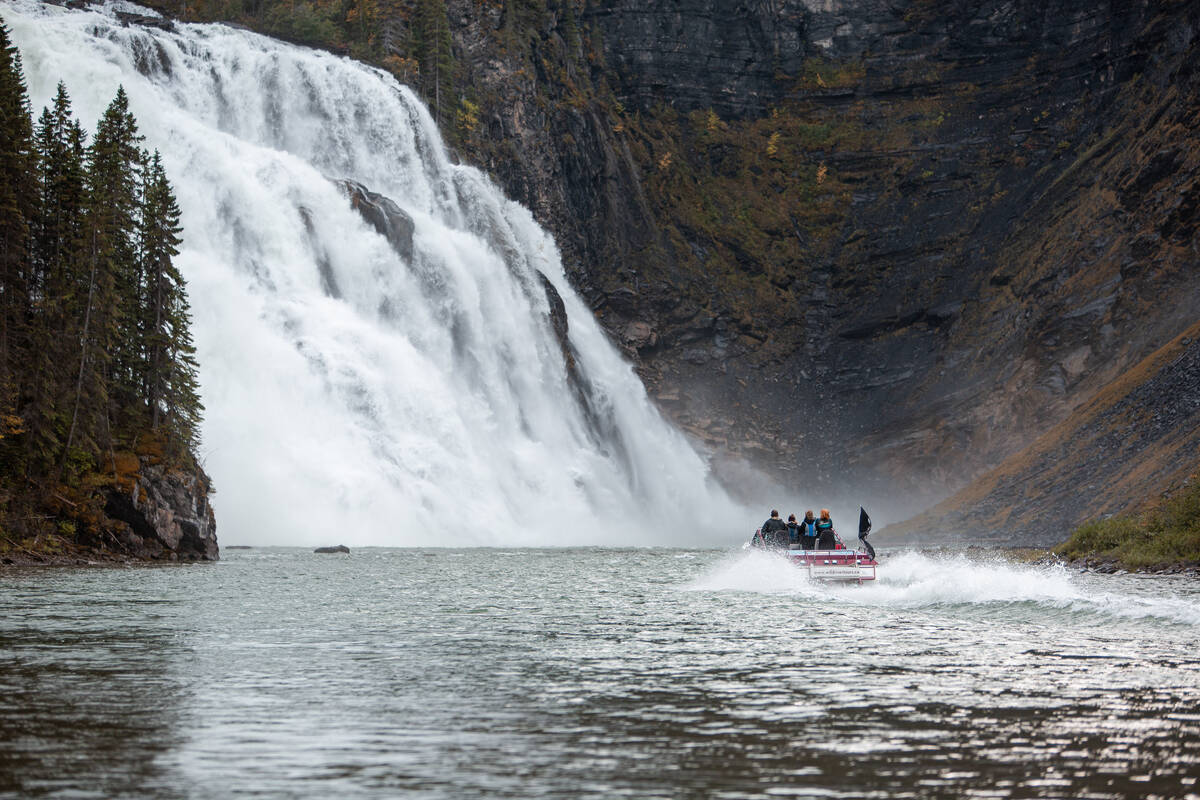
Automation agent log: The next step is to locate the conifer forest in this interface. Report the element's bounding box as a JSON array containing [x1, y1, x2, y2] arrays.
[[0, 23, 203, 551]]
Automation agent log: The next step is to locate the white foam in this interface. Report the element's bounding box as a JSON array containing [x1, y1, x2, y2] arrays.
[[687, 550, 1200, 626]]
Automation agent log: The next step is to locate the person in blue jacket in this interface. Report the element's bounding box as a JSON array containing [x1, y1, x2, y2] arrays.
[[786, 514, 801, 546], [800, 509, 818, 550]]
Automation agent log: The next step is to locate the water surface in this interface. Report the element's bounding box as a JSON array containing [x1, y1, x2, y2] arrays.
[[1, 548, 1198, 798]]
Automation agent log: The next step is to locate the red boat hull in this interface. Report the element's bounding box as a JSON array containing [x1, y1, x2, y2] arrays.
[[784, 549, 878, 582]]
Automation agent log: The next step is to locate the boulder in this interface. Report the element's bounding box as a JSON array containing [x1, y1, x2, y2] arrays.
[[314, 545, 350, 554], [336, 179, 414, 263]]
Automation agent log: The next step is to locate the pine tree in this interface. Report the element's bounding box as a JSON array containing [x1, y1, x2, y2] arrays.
[[63, 87, 144, 470], [0, 23, 38, 439], [27, 85, 88, 473], [136, 151, 202, 457], [139, 153, 178, 425], [164, 289, 202, 458]]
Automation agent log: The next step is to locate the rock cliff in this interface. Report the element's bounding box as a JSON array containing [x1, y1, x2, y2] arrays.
[[887, 320, 1200, 545], [102, 455, 219, 561], [444, 0, 1200, 529], [0, 448, 217, 565]]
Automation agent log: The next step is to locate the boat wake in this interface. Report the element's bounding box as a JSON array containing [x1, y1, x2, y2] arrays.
[[686, 550, 1200, 627]]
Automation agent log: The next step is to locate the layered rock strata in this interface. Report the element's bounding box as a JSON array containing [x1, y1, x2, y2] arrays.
[[450, 0, 1200, 522]]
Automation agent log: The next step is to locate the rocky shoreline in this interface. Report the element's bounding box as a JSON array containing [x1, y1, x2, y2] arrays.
[[0, 548, 185, 568], [1068, 558, 1200, 577], [0, 452, 218, 567], [1015, 550, 1200, 578]]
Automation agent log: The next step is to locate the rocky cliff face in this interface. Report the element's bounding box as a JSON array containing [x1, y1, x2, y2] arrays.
[[887, 320, 1200, 545], [588, 0, 812, 118], [102, 455, 219, 561], [2, 449, 219, 565], [445, 0, 1200, 528]]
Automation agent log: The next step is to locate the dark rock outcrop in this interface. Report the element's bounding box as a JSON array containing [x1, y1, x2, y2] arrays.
[[114, 10, 175, 31], [103, 457, 218, 561], [586, 0, 811, 118], [314, 545, 350, 554], [336, 179, 415, 264]]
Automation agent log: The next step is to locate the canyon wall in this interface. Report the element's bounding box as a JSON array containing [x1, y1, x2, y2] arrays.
[[449, 0, 1200, 524]]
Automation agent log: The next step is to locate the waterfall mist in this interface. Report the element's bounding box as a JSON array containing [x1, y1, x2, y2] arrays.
[[6, 1, 749, 546]]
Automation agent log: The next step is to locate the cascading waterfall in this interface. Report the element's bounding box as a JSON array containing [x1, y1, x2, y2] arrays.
[[5, 0, 747, 546]]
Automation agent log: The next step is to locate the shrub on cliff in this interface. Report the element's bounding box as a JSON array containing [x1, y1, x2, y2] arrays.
[[1056, 479, 1200, 570]]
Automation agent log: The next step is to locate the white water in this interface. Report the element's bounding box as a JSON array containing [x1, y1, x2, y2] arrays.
[[4, 1, 748, 546], [688, 550, 1200, 626]]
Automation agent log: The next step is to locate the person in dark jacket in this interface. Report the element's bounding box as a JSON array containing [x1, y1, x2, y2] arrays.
[[759, 509, 788, 548], [786, 514, 801, 546], [800, 510, 818, 550], [815, 508, 838, 550]]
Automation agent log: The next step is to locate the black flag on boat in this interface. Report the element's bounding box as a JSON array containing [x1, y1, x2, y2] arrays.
[[858, 507, 875, 559]]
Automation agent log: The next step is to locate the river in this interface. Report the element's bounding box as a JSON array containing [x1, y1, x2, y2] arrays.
[[2, 548, 1198, 798]]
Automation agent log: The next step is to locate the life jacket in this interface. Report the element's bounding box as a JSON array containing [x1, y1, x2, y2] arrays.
[[803, 520, 817, 538]]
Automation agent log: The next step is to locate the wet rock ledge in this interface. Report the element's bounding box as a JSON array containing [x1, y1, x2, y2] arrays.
[[103, 454, 218, 562], [1, 451, 218, 566]]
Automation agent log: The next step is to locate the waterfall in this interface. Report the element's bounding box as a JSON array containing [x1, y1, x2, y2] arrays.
[[4, 0, 746, 546]]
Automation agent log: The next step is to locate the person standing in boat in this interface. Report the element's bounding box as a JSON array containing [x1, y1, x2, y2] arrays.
[[800, 510, 818, 550], [816, 509, 838, 550], [786, 514, 801, 546], [760, 509, 788, 547]]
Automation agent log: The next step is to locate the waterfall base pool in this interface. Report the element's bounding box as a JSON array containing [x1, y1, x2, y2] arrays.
[[2, 548, 1198, 799]]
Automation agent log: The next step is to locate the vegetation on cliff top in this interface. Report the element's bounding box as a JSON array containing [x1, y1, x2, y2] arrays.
[[0, 25, 204, 561], [1055, 479, 1200, 571]]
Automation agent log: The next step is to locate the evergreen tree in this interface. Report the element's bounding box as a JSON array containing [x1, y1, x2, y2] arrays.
[[164, 290, 202, 458], [0, 23, 38, 432], [64, 87, 144, 468], [138, 149, 202, 451], [27, 85, 88, 472], [0, 37, 205, 552]]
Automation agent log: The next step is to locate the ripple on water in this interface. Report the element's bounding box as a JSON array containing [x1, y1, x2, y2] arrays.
[[0, 547, 1198, 799]]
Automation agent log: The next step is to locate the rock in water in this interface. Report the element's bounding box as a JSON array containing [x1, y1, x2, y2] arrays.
[[314, 545, 350, 554], [335, 180, 414, 264]]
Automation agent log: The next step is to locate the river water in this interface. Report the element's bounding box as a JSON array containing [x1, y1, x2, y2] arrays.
[[2, 548, 1198, 799]]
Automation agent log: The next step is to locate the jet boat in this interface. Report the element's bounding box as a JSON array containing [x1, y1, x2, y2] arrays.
[[749, 507, 879, 582]]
